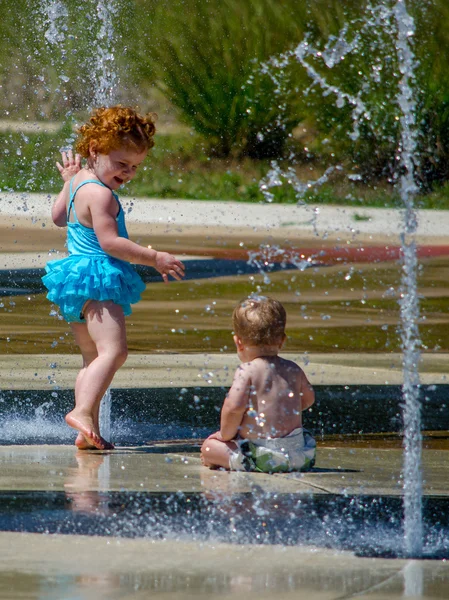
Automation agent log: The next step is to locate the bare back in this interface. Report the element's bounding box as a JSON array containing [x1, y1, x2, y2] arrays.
[[228, 356, 314, 440]]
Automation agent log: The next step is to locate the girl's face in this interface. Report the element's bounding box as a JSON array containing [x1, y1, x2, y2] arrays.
[[90, 146, 148, 190]]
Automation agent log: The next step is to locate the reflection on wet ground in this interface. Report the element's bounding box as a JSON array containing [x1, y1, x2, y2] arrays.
[[1, 255, 449, 354], [0, 488, 446, 556], [1, 442, 449, 559], [1, 484, 449, 559]]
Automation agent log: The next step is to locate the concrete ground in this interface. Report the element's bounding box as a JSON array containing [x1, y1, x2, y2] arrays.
[[2, 531, 448, 600], [0, 351, 448, 390], [1, 442, 449, 599], [1, 351, 448, 599], [1, 190, 449, 248], [1, 196, 448, 599]]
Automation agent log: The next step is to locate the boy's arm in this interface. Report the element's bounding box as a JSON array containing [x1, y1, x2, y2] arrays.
[[300, 370, 315, 411], [220, 366, 251, 441]]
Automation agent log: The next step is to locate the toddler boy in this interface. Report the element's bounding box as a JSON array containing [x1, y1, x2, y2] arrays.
[[201, 296, 316, 473]]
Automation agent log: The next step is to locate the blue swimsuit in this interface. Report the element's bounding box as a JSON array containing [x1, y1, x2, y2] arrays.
[[42, 178, 146, 323]]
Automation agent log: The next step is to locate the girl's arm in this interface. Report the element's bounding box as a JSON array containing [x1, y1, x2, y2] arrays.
[[51, 151, 82, 227], [220, 366, 251, 441], [90, 186, 185, 282], [51, 183, 70, 227]]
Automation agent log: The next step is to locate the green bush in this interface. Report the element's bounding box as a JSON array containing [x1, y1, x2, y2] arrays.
[[2, 0, 449, 192], [414, 1, 449, 190], [265, 0, 449, 191], [270, 0, 403, 182], [129, 0, 308, 158]]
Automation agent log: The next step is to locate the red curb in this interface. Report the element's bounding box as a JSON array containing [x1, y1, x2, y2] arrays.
[[183, 245, 449, 265]]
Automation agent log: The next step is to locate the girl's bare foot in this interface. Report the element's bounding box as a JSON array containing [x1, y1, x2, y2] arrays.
[[66, 410, 114, 450], [75, 433, 114, 450], [75, 433, 97, 450]]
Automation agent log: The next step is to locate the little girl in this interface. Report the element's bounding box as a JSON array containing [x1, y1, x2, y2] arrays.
[[42, 106, 185, 450]]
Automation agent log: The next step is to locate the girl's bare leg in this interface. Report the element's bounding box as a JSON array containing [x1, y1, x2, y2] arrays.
[[200, 435, 237, 469], [66, 301, 128, 450], [70, 324, 99, 449]]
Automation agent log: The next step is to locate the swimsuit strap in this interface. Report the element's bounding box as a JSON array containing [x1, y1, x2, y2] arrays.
[[67, 177, 120, 223], [67, 177, 76, 222]]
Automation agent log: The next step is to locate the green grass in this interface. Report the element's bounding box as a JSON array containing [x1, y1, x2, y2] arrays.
[[2, 128, 449, 209]]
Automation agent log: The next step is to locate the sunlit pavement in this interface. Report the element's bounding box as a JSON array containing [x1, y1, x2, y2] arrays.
[[1, 352, 449, 599], [0, 352, 447, 390], [0, 443, 449, 599], [2, 531, 448, 600], [1, 191, 449, 242], [1, 441, 448, 497], [1, 198, 449, 598]]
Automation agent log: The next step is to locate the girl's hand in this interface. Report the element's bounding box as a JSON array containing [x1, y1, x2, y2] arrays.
[[56, 150, 82, 182], [154, 251, 185, 283]]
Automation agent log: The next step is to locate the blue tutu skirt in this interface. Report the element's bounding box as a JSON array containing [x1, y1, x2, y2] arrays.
[[42, 254, 146, 323]]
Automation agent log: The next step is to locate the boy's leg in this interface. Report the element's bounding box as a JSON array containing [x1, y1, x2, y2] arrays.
[[65, 300, 128, 450], [201, 435, 238, 469]]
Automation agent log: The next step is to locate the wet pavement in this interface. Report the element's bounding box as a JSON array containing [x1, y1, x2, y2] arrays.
[[1, 442, 449, 599], [0, 442, 448, 497], [1, 360, 449, 598], [1, 198, 449, 598], [3, 531, 449, 600], [2, 370, 448, 599]]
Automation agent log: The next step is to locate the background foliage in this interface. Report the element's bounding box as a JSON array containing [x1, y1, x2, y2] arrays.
[[0, 0, 448, 198]]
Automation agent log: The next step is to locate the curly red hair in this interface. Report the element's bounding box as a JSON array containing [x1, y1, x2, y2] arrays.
[[75, 106, 156, 157]]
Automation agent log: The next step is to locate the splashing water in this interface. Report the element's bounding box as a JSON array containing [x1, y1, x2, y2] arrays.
[[39, 0, 119, 108], [247, 244, 314, 287], [99, 388, 112, 442], [394, 0, 422, 558], [91, 0, 119, 107], [40, 0, 68, 46], [38, 0, 70, 115], [260, 162, 342, 205], [37, 0, 120, 439], [262, 0, 423, 556]]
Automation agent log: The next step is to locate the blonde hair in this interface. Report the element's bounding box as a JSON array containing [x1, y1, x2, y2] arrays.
[[232, 296, 286, 346], [75, 105, 156, 157]]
